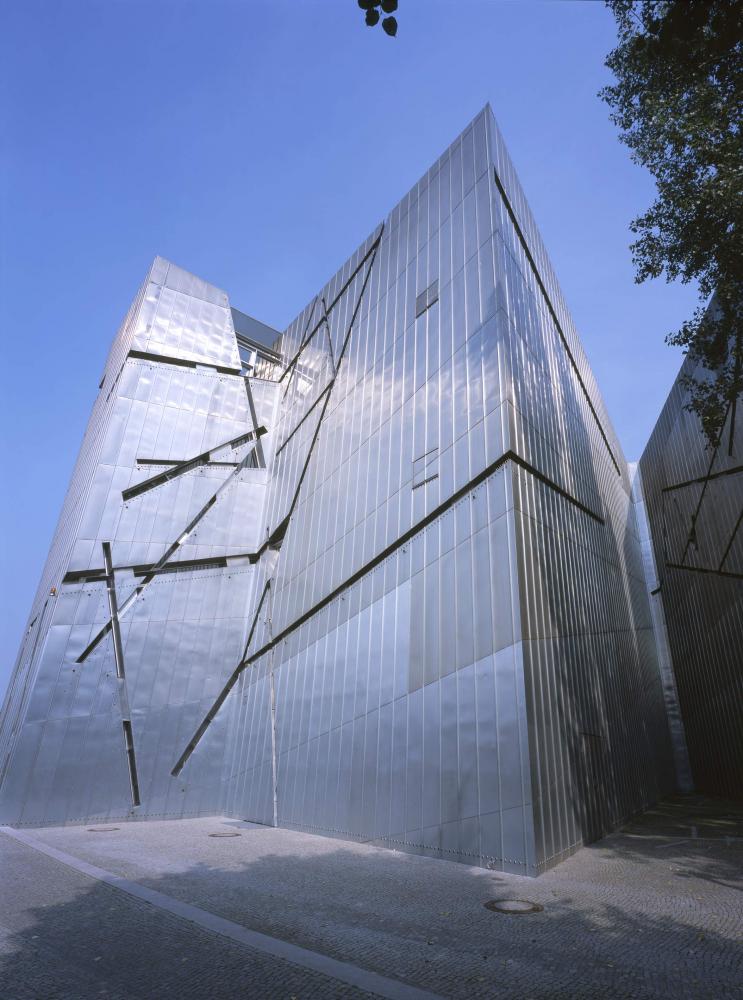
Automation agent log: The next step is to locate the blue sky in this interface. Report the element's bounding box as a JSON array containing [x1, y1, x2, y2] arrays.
[[0, 0, 699, 697]]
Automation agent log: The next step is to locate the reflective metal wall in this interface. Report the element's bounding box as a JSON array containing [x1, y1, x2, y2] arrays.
[[639, 349, 743, 799], [630, 463, 694, 794], [1, 108, 678, 871], [218, 106, 675, 874], [0, 258, 279, 825]]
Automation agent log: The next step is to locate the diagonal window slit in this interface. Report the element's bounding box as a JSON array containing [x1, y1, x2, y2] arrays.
[[172, 226, 386, 777], [128, 348, 241, 376], [77, 444, 261, 664], [321, 295, 337, 373], [493, 166, 621, 477], [244, 378, 267, 468], [63, 551, 259, 585], [678, 407, 731, 567], [123, 426, 267, 501], [102, 542, 140, 808], [121, 721, 141, 807], [171, 580, 272, 777], [278, 234, 383, 385], [275, 383, 333, 458], [172, 437, 602, 777], [282, 297, 319, 401], [718, 508, 743, 572], [662, 463, 743, 493], [136, 458, 239, 468], [666, 561, 743, 582]]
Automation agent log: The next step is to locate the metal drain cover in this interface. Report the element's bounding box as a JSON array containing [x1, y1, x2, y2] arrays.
[[484, 899, 543, 914], [208, 831, 241, 838], [87, 826, 119, 833]]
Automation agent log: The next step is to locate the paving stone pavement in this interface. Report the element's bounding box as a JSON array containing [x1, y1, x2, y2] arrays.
[[2, 797, 742, 1000], [0, 834, 383, 1000]]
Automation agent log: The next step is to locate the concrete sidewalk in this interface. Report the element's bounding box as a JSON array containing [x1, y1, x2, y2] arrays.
[[2, 798, 742, 999]]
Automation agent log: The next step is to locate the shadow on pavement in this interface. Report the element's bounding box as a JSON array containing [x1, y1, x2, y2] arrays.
[[1, 799, 742, 1000]]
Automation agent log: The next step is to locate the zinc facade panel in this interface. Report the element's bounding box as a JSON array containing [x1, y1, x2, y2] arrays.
[[0, 260, 276, 825], [1, 109, 679, 873], [639, 346, 743, 799]]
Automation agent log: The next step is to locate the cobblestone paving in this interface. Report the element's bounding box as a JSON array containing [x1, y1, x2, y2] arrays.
[[0, 835, 381, 1000], [4, 797, 743, 1000]]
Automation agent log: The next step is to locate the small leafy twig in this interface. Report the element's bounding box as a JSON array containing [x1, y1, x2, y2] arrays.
[[358, 0, 398, 37]]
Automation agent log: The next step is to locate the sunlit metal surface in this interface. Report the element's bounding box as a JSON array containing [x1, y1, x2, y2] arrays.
[[0, 107, 679, 873], [0, 258, 280, 825]]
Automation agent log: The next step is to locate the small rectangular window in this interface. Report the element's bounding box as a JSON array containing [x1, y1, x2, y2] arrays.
[[415, 279, 439, 318]]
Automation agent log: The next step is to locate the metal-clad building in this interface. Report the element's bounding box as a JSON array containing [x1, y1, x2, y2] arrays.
[[0, 107, 678, 873], [637, 347, 743, 800], [0, 258, 281, 824]]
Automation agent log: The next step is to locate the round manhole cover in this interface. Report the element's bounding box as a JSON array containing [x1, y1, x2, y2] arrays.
[[87, 826, 119, 833], [484, 899, 543, 914], [208, 831, 241, 838]]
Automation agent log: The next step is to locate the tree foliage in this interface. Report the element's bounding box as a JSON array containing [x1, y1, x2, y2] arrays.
[[601, 0, 743, 448], [358, 0, 398, 37]]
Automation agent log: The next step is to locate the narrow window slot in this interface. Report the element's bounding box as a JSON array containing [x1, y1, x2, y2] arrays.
[[128, 348, 241, 376], [413, 446, 439, 488], [412, 473, 439, 491], [121, 720, 141, 807]]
